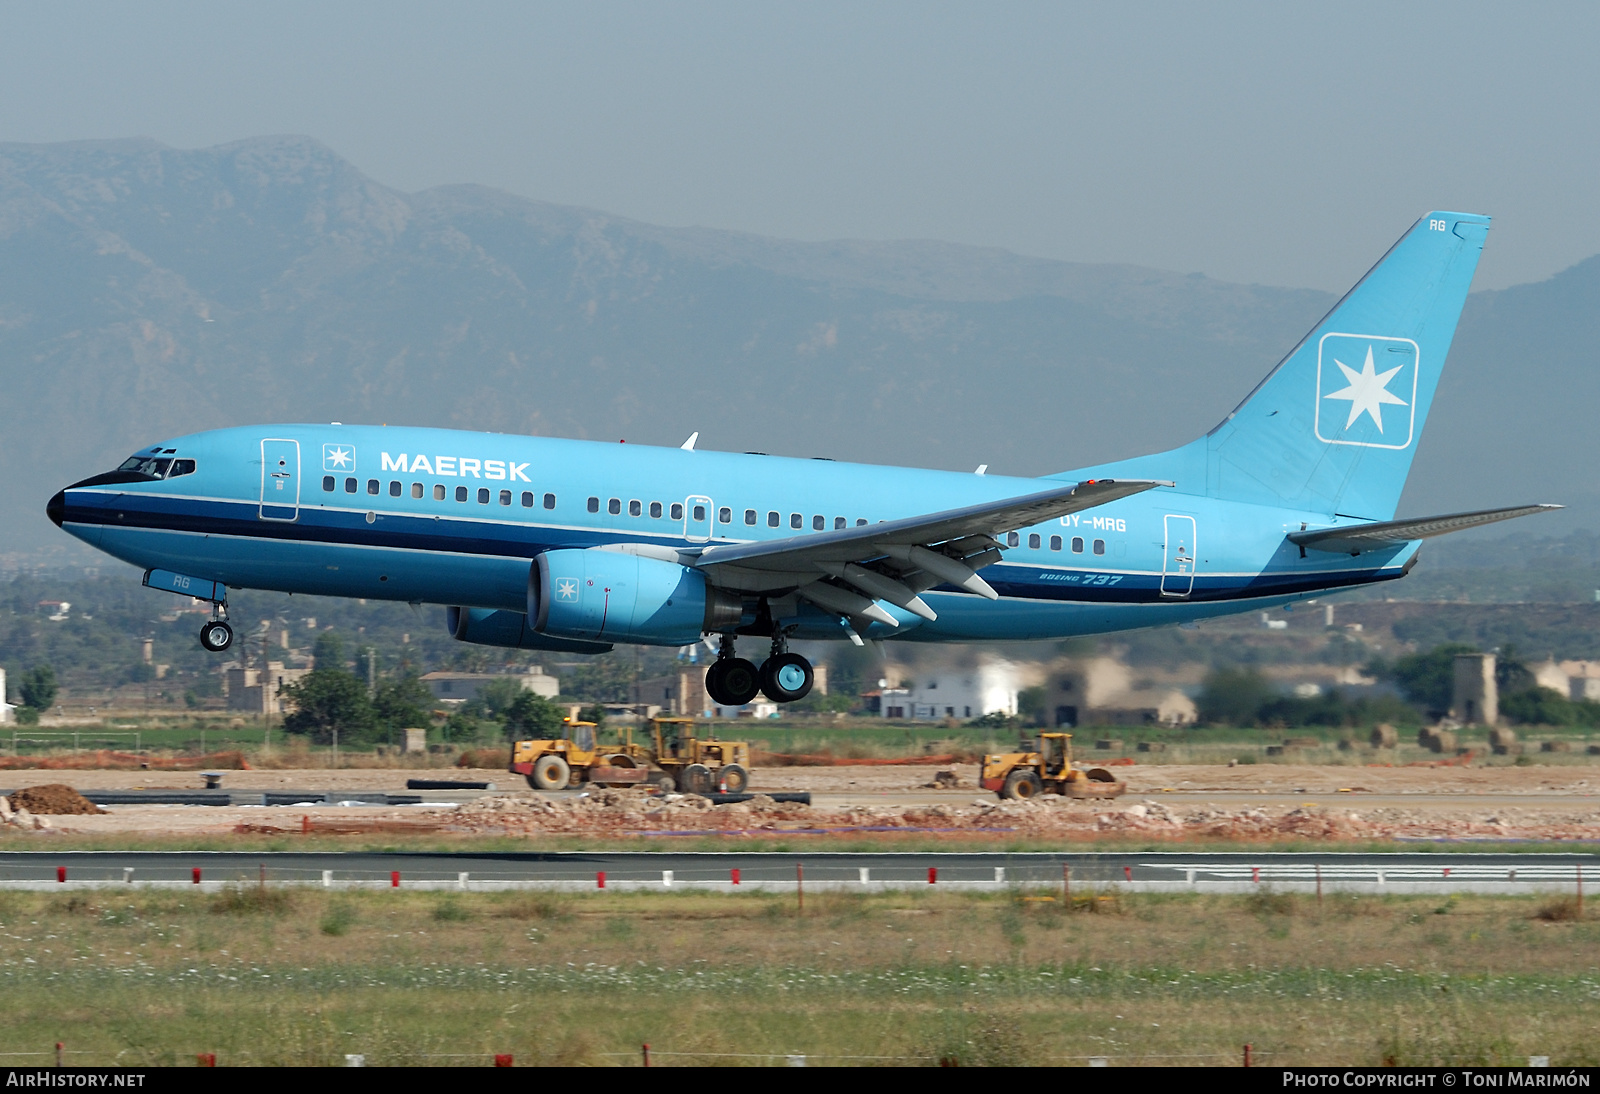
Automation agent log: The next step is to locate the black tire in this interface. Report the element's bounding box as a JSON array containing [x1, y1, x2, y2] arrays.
[[759, 653, 814, 703], [198, 620, 233, 653], [1001, 769, 1044, 801], [679, 762, 713, 795], [649, 772, 676, 794], [531, 754, 570, 791], [717, 763, 749, 794], [704, 660, 732, 706], [719, 658, 761, 705]]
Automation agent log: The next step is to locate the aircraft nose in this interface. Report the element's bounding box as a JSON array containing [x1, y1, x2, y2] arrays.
[[46, 490, 64, 528]]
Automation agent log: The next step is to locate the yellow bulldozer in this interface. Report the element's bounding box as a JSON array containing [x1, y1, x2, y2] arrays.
[[508, 716, 751, 795], [980, 732, 1126, 801], [508, 719, 666, 792]]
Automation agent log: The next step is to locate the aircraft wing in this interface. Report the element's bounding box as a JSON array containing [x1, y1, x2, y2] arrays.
[[1288, 503, 1562, 555], [693, 478, 1167, 628]]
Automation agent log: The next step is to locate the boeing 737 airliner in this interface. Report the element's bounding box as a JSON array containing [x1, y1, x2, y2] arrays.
[[47, 211, 1556, 707]]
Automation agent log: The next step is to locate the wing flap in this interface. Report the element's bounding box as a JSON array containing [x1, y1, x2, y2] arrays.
[[1288, 503, 1561, 555], [694, 478, 1167, 576]]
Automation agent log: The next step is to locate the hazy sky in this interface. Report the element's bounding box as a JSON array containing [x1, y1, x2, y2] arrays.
[[2, 1, 1595, 291]]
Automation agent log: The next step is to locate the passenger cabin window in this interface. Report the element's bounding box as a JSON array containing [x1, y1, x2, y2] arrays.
[[649, 501, 662, 518], [389, 481, 401, 497], [521, 492, 534, 507], [608, 498, 621, 516], [322, 476, 335, 492], [834, 517, 845, 530], [1050, 535, 1062, 551], [543, 493, 557, 509], [367, 479, 379, 495], [693, 504, 706, 521], [1007, 532, 1020, 547], [670, 503, 684, 520], [587, 497, 600, 513], [719, 507, 731, 524], [412, 483, 423, 499], [477, 488, 490, 504], [768, 511, 780, 528], [745, 509, 757, 525], [790, 514, 802, 529], [856, 519, 867, 527], [456, 486, 469, 502], [433, 485, 446, 501], [629, 500, 642, 517], [1028, 533, 1041, 549], [812, 515, 824, 531], [499, 490, 511, 506], [345, 478, 357, 493], [1093, 539, 1106, 555], [1071, 537, 1084, 553]]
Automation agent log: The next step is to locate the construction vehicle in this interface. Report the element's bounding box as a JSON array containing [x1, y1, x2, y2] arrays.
[[508, 718, 657, 791], [508, 716, 752, 795], [980, 732, 1126, 801], [639, 717, 751, 794]]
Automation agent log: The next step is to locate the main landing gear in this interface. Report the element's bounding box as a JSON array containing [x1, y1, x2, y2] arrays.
[[703, 631, 815, 706], [198, 603, 234, 653]]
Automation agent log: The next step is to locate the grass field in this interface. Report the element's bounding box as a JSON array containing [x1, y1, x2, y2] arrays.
[[1, 886, 1596, 1066]]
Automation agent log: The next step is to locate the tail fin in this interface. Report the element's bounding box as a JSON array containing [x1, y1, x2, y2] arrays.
[[1075, 212, 1489, 520]]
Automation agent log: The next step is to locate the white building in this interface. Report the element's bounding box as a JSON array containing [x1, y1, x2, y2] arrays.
[[0, 667, 12, 724], [421, 666, 560, 705], [880, 660, 1020, 721]]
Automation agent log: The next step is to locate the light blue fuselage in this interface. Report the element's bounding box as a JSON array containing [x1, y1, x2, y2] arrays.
[[54, 423, 1413, 644]]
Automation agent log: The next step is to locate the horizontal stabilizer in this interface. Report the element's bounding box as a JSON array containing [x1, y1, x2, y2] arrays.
[[1288, 504, 1562, 555]]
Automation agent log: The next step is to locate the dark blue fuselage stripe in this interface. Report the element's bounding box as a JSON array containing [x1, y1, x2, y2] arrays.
[[63, 491, 1404, 606]]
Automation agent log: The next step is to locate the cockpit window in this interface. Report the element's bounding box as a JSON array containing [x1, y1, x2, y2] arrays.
[[116, 455, 196, 479]]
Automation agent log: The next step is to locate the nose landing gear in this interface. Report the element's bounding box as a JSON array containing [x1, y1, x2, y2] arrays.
[[198, 599, 234, 653], [199, 619, 234, 652]]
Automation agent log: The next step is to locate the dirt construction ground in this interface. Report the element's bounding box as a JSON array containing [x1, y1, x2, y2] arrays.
[[4, 762, 1600, 841]]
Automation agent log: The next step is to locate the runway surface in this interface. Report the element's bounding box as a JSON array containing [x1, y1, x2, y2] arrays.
[[3, 849, 1596, 893]]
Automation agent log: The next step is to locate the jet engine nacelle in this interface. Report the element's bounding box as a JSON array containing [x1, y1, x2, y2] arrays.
[[533, 548, 742, 645], [446, 606, 614, 654]]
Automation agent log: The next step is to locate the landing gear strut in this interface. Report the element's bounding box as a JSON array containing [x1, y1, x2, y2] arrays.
[[198, 601, 233, 653]]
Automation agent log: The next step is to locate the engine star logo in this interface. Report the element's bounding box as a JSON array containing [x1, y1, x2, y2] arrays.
[[322, 444, 356, 471], [1313, 333, 1419, 450], [555, 578, 579, 602]]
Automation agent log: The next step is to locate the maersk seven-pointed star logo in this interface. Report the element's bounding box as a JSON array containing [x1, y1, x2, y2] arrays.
[[1314, 333, 1420, 450], [322, 443, 356, 472], [555, 578, 580, 602]]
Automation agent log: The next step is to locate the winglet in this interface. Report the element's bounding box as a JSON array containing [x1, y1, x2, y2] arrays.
[[681, 432, 699, 451]]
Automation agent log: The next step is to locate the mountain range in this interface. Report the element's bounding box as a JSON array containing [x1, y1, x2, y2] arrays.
[[2, 135, 1594, 557]]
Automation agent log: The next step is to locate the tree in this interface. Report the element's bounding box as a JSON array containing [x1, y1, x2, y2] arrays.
[[372, 674, 433, 736], [1197, 667, 1274, 726], [311, 631, 346, 671], [1385, 643, 1477, 713], [577, 703, 607, 727], [281, 669, 374, 744], [475, 677, 528, 718], [502, 691, 566, 740], [17, 666, 57, 714]]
